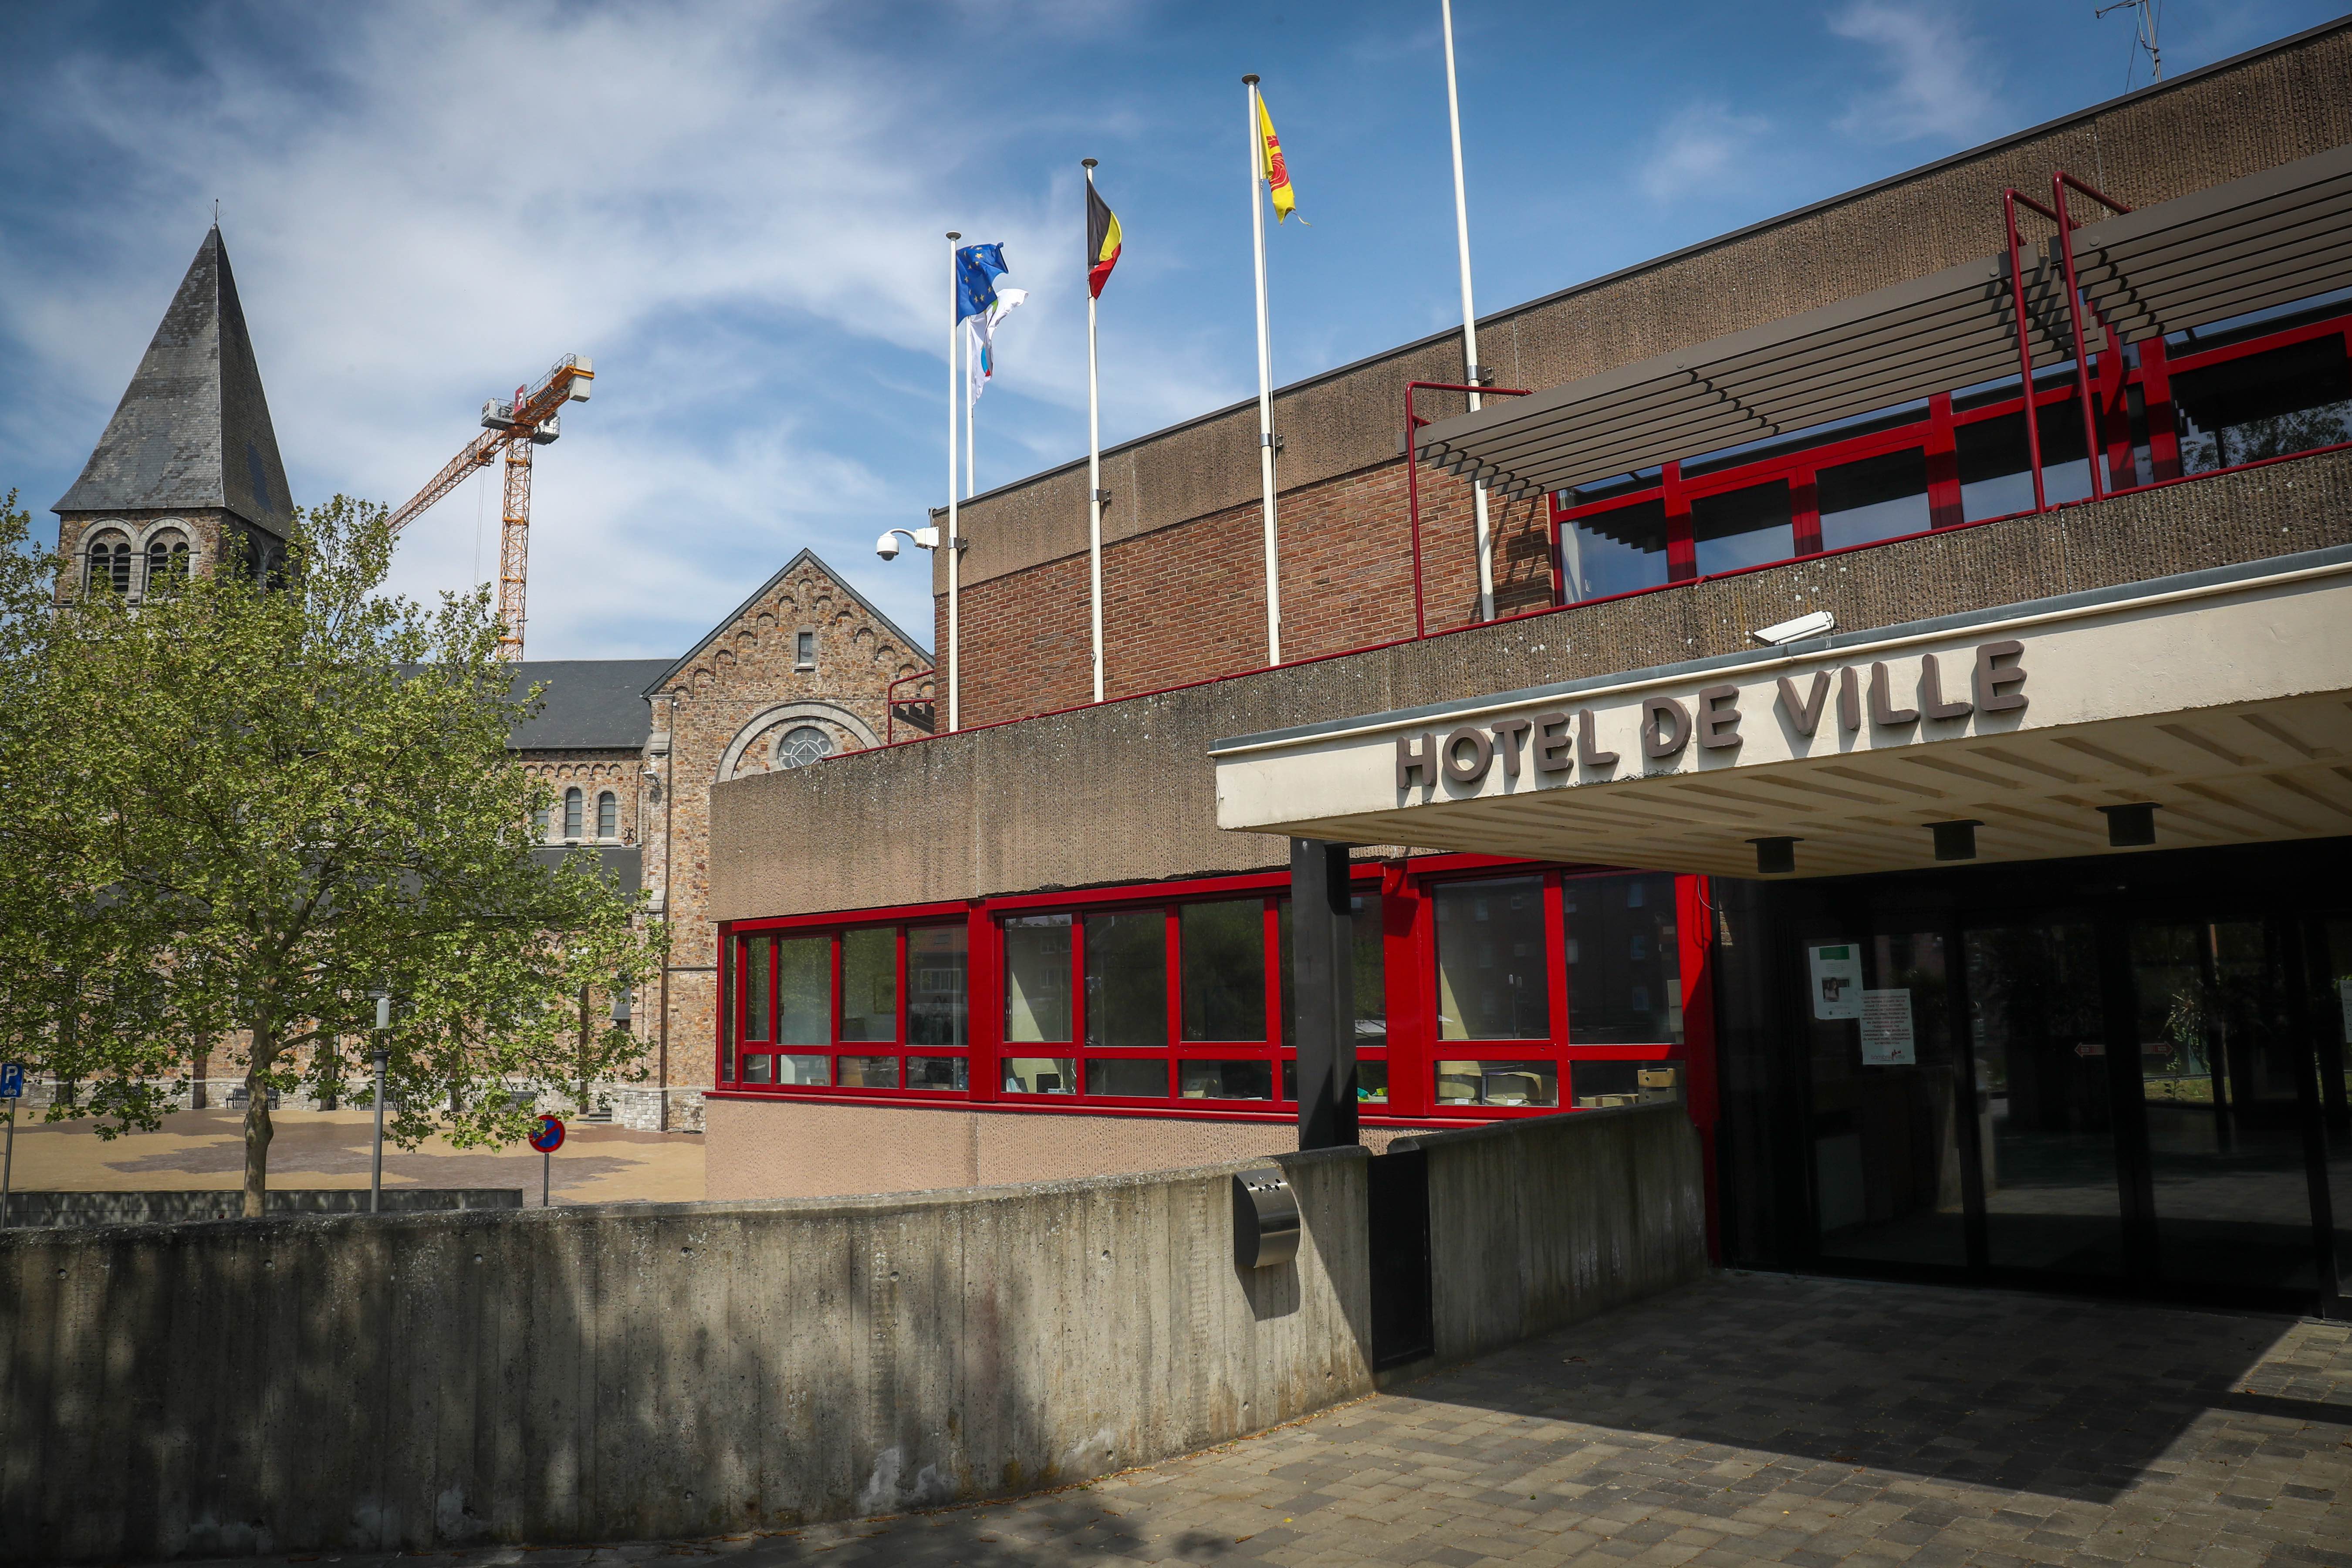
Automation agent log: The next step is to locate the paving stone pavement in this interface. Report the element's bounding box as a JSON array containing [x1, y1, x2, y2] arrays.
[[173, 1273, 2350, 1568]]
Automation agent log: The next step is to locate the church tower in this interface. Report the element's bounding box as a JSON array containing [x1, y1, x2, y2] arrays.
[[52, 225, 295, 598]]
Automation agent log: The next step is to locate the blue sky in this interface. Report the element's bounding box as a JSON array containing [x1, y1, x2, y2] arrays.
[[2, 0, 2342, 658]]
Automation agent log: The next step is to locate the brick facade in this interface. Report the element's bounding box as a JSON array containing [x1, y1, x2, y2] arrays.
[[955, 456, 1552, 727], [641, 553, 929, 1113]]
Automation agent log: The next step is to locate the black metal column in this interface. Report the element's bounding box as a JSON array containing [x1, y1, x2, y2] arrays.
[[1291, 837, 1357, 1150]]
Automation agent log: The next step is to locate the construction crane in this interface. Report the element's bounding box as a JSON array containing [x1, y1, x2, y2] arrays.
[[388, 353, 595, 661]]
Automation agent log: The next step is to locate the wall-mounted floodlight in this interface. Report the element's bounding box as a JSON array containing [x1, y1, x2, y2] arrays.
[[875, 526, 941, 562], [1752, 610, 1835, 645]]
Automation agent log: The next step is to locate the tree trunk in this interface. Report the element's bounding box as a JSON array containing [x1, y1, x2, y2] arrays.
[[241, 1028, 275, 1220], [191, 1035, 209, 1111]]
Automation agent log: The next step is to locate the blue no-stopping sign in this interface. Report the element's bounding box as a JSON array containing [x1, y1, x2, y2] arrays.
[[528, 1114, 565, 1153]]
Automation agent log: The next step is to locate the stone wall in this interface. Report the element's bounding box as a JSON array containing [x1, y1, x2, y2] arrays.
[[2, 1189, 522, 1227], [643, 556, 928, 1107], [929, 22, 2352, 729], [0, 1108, 1706, 1563]]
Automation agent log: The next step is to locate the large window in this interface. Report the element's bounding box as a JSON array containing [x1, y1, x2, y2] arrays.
[[1548, 297, 2352, 604], [1427, 868, 1689, 1114], [734, 922, 969, 1091], [723, 864, 1697, 1120]]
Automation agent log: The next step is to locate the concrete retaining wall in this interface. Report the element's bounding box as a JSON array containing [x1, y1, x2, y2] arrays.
[[0, 1107, 1706, 1563], [1, 1189, 523, 1228], [1405, 1103, 1709, 1363]]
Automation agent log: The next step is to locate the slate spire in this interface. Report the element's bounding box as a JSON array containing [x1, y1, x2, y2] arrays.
[[54, 225, 294, 537]]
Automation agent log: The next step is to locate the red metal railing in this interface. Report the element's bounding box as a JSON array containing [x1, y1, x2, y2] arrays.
[[2002, 171, 2135, 511], [1403, 379, 1533, 639]]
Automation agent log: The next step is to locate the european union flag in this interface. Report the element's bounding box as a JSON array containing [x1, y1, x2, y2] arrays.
[[956, 243, 1008, 324]]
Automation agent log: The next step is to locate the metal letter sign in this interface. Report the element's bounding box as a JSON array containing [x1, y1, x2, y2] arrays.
[[529, 1114, 565, 1152], [0, 1065, 22, 1099]]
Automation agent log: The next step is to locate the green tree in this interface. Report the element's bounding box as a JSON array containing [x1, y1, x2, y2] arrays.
[[0, 494, 661, 1215]]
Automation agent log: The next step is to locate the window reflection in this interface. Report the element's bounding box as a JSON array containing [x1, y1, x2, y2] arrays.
[[1559, 499, 1669, 602], [1181, 901, 1264, 1041], [743, 939, 771, 1042], [2171, 335, 2352, 474], [1958, 399, 2092, 519], [1085, 909, 1166, 1049], [1690, 479, 1793, 576], [1564, 873, 1683, 1044], [777, 935, 829, 1045], [1003, 915, 1071, 1043], [838, 928, 896, 1042], [1435, 878, 1548, 1041], [1086, 1058, 1169, 1098], [909, 926, 969, 1047], [1178, 1059, 1274, 1101], [1817, 449, 1931, 550]]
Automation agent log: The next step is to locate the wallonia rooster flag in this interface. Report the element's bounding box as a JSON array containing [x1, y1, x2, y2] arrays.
[[1086, 181, 1123, 298], [1256, 91, 1301, 223]]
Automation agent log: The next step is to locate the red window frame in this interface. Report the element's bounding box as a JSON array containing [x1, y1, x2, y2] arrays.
[[1548, 301, 2352, 612], [711, 857, 1720, 1139]]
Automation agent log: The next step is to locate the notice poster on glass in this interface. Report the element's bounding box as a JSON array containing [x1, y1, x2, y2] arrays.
[[1807, 943, 1864, 1020], [1860, 988, 1917, 1065]]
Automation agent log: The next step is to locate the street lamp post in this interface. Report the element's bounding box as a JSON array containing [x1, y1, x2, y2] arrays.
[[369, 989, 392, 1215]]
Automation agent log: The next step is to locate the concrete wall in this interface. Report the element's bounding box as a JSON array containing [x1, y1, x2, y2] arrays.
[[0, 1108, 1707, 1564], [929, 24, 2352, 725], [0, 1149, 1372, 1563], [706, 1095, 1440, 1199], [712, 448, 2352, 919], [1402, 1104, 1710, 1364], [0, 1189, 522, 1227]]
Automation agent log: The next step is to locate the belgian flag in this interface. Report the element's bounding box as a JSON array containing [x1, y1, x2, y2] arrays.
[[1086, 181, 1122, 299]]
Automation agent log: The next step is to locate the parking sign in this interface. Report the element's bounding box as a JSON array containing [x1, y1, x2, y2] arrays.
[[0, 1064, 22, 1100]]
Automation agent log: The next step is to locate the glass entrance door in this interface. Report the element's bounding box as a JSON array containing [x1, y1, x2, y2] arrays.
[[1964, 921, 2125, 1280], [2128, 919, 2324, 1293]]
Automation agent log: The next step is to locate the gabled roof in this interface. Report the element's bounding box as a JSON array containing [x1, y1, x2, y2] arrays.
[[54, 226, 295, 538], [642, 547, 932, 697], [507, 659, 674, 750]]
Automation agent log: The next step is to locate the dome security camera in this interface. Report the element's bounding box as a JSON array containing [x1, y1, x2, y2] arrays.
[[875, 531, 901, 561]]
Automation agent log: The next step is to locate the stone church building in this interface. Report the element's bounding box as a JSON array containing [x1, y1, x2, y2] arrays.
[[51, 223, 929, 1130]]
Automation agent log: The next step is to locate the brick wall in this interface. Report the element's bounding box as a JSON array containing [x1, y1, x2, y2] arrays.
[[956, 457, 1552, 727]]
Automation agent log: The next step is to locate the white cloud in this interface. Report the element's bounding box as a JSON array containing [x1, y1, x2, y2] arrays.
[[0, 1, 1234, 659], [1828, 1, 2012, 145], [1636, 103, 1771, 203]]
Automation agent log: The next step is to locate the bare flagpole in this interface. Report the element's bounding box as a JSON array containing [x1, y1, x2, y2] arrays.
[[1440, 0, 1493, 622], [946, 231, 963, 731], [1083, 159, 1107, 703], [1244, 74, 1282, 666]]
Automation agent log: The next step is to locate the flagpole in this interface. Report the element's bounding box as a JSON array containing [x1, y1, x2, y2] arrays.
[[945, 230, 962, 732], [1244, 74, 1282, 667], [1440, 0, 1494, 622], [1083, 159, 1107, 704]]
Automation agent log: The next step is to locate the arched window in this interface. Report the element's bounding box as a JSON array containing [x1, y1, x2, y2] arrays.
[[534, 803, 551, 841], [596, 791, 618, 839], [86, 535, 132, 594], [145, 534, 190, 595], [562, 787, 584, 839], [775, 726, 834, 769]]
